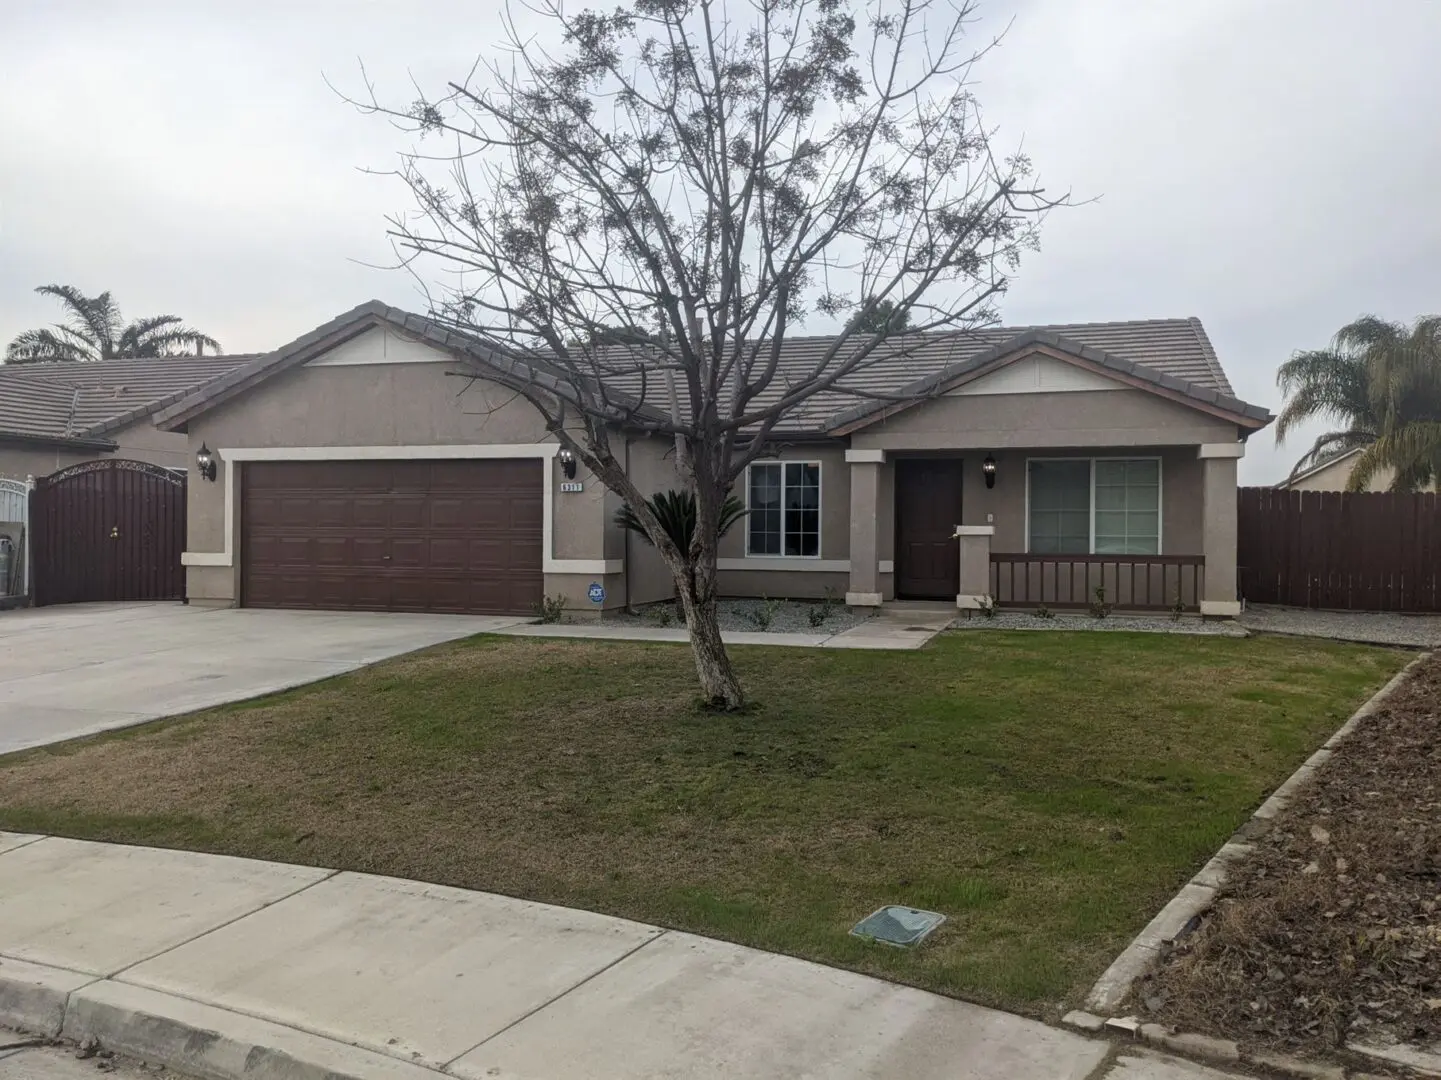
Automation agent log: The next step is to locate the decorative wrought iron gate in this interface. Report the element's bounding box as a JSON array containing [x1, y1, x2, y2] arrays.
[[31, 460, 187, 606]]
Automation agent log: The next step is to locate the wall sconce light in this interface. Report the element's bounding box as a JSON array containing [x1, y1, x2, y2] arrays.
[[196, 443, 218, 482], [558, 448, 578, 480], [982, 453, 997, 490]]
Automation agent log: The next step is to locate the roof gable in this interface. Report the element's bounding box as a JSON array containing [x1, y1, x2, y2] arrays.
[[825, 331, 1271, 435]]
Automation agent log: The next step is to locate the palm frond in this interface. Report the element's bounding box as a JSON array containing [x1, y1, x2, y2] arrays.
[[34, 285, 120, 356], [615, 489, 747, 554], [4, 326, 95, 364], [1284, 429, 1374, 481], [119, 316, 222, 357], [1274, 347, 1373, 444]]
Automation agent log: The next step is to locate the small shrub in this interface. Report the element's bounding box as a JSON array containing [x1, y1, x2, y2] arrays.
[[1171, 593, 1186, 622], [1088, 586, 1112, 620], [535, 594, 567, 623], [750, 595, 782, 631], [976, 594, 997, 619], [807, 605, 827, 628], [1034, 603, 1055, 619], [822, 585, 844, 612], [653, 604, 675, 628]]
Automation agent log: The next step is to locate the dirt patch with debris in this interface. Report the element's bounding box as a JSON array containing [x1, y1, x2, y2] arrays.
[[1134, 652, 1440, 1059]]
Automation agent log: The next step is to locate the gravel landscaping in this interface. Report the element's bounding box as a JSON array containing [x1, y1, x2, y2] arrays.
[[1240, 605, 1441, 648], [606, 597, 875, 635], [950, 611, 1247, 637], [1131, 651, 1441, 1062]]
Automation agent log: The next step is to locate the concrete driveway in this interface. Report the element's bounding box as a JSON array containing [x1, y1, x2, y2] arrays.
[[0, 603, 525, 756]]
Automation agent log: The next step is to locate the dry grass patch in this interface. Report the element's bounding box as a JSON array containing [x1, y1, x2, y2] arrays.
[[0, 631, 1405, 1016]]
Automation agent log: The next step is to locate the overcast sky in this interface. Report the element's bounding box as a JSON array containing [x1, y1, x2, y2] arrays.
[[3, 0, 1438, 483]]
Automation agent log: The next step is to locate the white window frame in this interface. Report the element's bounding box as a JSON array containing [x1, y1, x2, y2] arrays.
[[745, 460, 823, 559], [1023, 456, 1163, 555]]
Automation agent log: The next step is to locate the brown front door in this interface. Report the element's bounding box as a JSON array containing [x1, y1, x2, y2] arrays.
[[895, 458, 964, 600], [241, 459, 543, 615]]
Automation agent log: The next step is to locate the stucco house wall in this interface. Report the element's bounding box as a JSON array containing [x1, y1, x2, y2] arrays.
[[181, 327, 617, 609], [849, 386, 1242, 451], [1279, 450, 1438, 493], [0, 420, 191, 483], [158, 307, 1265, 617]]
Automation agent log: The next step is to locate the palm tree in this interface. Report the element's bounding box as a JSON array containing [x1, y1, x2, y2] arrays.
[[1276, 314, 1441, 491], [4, 285, 221, 364], [615, 489, 747, 553]]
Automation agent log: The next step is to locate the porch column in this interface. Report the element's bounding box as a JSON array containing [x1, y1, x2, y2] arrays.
[[845, 449, 885, 606], [955, 525, 994, 609], [1198, 442, 1244, 616]]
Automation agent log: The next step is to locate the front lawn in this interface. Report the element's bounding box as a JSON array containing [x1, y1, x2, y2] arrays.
[[0, 632, 1404, 1015]]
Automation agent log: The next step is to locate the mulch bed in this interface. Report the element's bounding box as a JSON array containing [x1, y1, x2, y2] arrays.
[[1134, 651, 1441, 1058]]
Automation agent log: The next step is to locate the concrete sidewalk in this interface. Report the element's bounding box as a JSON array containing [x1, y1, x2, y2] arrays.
[[0, 833, 1111, 1080]]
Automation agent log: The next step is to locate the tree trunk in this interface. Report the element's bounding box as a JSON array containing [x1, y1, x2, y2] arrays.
[[676, 574, 745, 710]]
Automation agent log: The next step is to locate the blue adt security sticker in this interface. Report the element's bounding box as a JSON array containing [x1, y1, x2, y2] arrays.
[[587, 581, 606, 604]]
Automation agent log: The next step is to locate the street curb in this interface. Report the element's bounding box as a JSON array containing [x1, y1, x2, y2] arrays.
[[62, 979, 439, 1080], [1083, 651, 1431, 1016], [0, 957, 96, 1038]]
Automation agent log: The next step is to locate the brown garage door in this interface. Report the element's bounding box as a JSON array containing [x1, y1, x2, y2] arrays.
[[241, 459, 543, 615]]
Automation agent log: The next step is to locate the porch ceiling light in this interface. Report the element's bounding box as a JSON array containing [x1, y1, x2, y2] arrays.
[[558, 448, 578, 480], [196, 443, 218, 482], [982, 453, 997, 489]]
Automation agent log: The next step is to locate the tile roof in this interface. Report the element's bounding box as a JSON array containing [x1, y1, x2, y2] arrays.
[[597, 316, 1268, 431], [0, 355, 256, 445], [154, 301, 1271, 435]]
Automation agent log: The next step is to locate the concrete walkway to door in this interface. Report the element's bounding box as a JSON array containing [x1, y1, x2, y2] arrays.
[[0, 604, 525, 755]]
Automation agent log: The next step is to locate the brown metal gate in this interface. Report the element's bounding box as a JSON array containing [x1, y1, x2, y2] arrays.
[[1237, 487, 1441, 611], [31, 460, 187, 606]]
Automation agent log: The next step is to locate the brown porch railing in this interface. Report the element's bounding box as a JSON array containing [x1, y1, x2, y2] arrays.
[[989, 554, 1205, 612]]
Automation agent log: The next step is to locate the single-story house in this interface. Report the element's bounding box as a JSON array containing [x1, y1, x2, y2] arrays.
[[154, 301, 1273, 618], [1278, 447, 1435, 493], [0, 355, 255, 481]]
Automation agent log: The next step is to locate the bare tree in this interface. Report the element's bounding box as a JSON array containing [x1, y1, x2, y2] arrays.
[[350, 0, 1062, 709]]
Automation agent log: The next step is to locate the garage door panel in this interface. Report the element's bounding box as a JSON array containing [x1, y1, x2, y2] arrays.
[[242, 459, 543, 615], [512, 497, 544, 531]]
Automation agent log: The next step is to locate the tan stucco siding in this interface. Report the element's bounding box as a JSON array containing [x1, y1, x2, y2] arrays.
[[623, 436, 682, 605], [717, 444, 850, 561], [108, 419, 193, 469], [0, 445, 90, 482], [1282, 453, 1432, 493], [181, 347, 614, 607], [850, 388, 1243, 450], [1286, 456, 1367, 491], [191, 351, 552, 449], [955, 447, 1205, 555], [614, 438, 854, 606], [0, 423, 189, 483]]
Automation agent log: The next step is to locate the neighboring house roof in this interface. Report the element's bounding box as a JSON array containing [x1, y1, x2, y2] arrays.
[[155, 301, 1272, 436], [1277, 447, 1363, 488], [0, 355, 256, 448]]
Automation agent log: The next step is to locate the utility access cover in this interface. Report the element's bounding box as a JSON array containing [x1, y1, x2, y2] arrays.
[[850, 905, 945, 947]]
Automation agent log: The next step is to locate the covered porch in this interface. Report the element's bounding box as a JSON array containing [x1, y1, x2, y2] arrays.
[[843, 443, 1243, 616]]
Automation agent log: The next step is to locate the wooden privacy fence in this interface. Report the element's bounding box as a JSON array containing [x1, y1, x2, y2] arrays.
[[31, 459, 187, 606], [990, 553, 1205, 611], [1237, 487, 1441, 611]]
